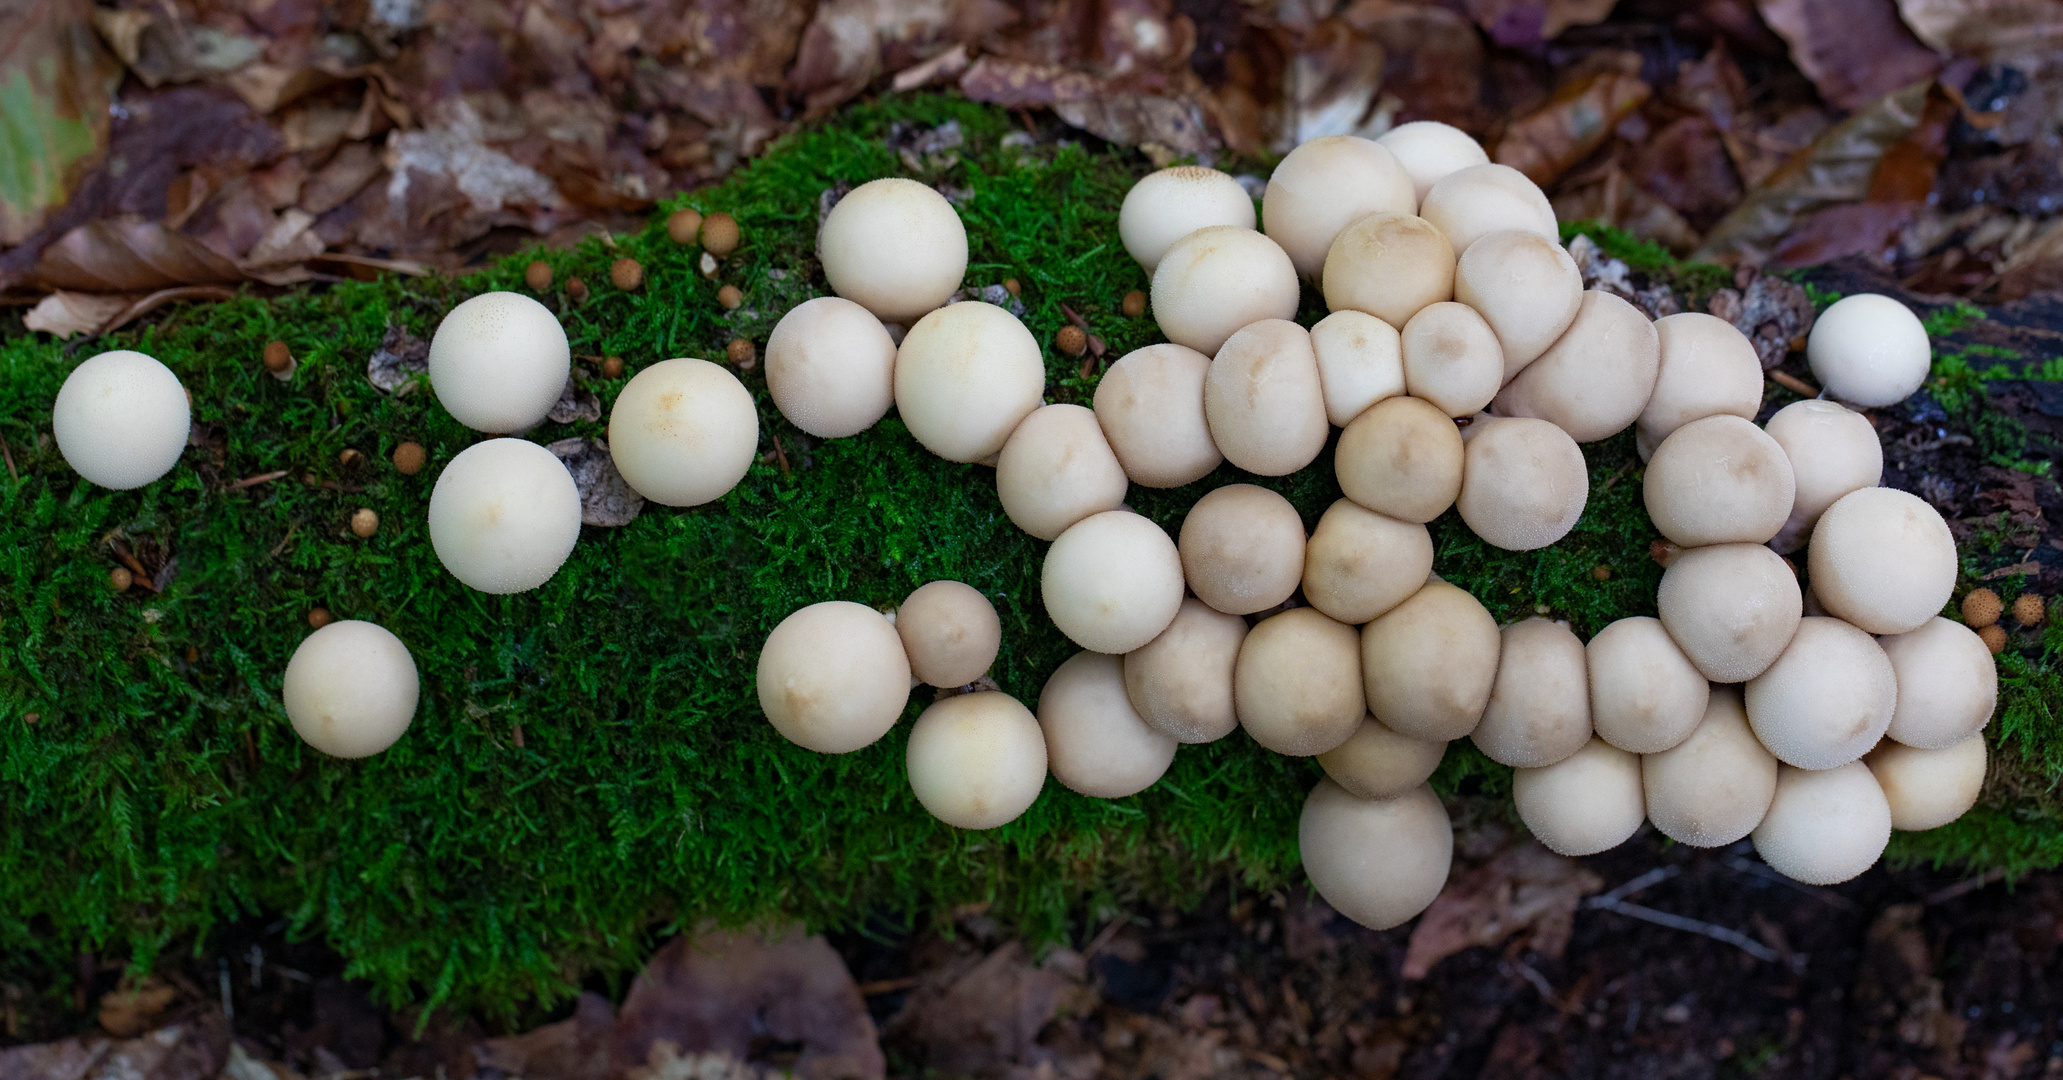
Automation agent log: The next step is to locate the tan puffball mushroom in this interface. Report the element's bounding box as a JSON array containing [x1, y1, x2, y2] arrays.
[[1807, 293, 1931, 408], [699, 212, 740, 257], [282, 620, 419, 758], [2014, 593, 2045, 627], [1513, 737, 1645, 857], [1151, 226, 1301, 355], [1880, 617, 1998, 749], [1587, 616, 1709, 754], [1641, 686, 1778, 848], [1317, 716, 1447, 801], [1235, 607, 1366, 756], [765, 296, 897, 439], [1764, 399, 1883, 553], [1204, 319, 1330, 476], [1124, 598, 1247, 744], [758, 601, 912, 753], [1745, 616, 1897, 770], [1400, 302, 1503, 418], [1455, 416, 1588, 552], [1042, 510, 1186, 654], [1643, 415, 1796, 547], [427, 292, 571, 433], [1418, 163, 1557, 258], [1493, 290, 1661, 443], [1866, 735, 1987, 832], [427, 438, 581, 594], [1179, 484, 1307, 616], [1301, 499, 1433, 625], [1262, 135, 1416, 279], [906, 691, 1047, 830], [896, 580, 1001, 689], [996, 404, 1128, 540], [818, 178, 967, 323], [893, 301, 1045, 463], [1472, 618, 1592, 768], [1361, 579, 1502, 742], [1657, 543, 1803, 682], [1452, 230, 1582, 378], [1118, 166, 1258, 272], [1309, 310, 1405, 427], [608, 358, 759, 507], [1320, 212, 1455, 330], [1376, 120, 1490, 205], [53, 350, 191, 490], [1334, 396, 1464, 523], [1038, 652, 1178, 798], [1962, 588, 2003, 628], [1637, 313, 1765, 459], [1298, 779, 1453, 931], [1808, 487, 1957, 636], [1094, 343, 1223, 488], [1752, 762, 1892, 885]]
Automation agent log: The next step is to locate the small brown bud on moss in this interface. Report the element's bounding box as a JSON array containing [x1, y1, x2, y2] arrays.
[[350, 508, 380, 538], [1592, 564, 1611, 581], [1979, 623, 2008, 654], [525, 260, 553, 291], [263, 341, 293, 373], [718, 284, 744, 310], [308, 607, 334, 630], [727, 338, 757, 369], [1649, 539, 1683, 568], [2013, 593, 2045, 628], [110, 566, 133, 591], [1962, 588, 2002, 628], [700, 212, 740, 257], [1002, 278, 1021, 297], [610, 257, 644, 291], [339, 448, 363, 468], [1056, 325, 1087, 356], [1122, 290, 1146, 318], [566, 277, 589, 303], [392, 442, 426, 475], [667, 208, 704, 245], [602, 356, 625, 379]]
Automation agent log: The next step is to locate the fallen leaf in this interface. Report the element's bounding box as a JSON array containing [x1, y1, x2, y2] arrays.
[[1465, 0, 1622, 47], [99, 976, 179, 1038], [1705, 273, 1816, 368], [32, 217, 247, 291], [1894, 0, 2063, 62], [1757, 0, 1941, 110], [0, 0, 123, 246], [1286, 18, 1391, 143], [1632, 115, 1744, 229], [1342, 0, 1484, 129], [23, 290, 136, 338], [546, 437, 643, 528], [788, 0, 1012, 115], [882, 941, 1069, 1078], [0, 1008, 230, 1080], [367, 322, 430, 393], [1999, 219, 2063, 300], [474, 992, 615, 1080], [1493, 68, 1652, 187], [1400, 841, 1603, 980], [1771, 83, 1956, 267], [1055, 92, 1218, 155]]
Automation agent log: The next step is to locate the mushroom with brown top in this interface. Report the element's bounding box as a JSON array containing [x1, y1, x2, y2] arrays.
[[1640, 686, 1778, 848], [1762, 399, 1883, 553], [896, 581, 1002, 689], [1400, 302, 1504, 418], [1299, 780, 1453, 931], [1038, 652, 1178, 798], [1879, 616, 1998, 749], [1418, 163, 1558, 257], [1455, 415, 1589, 552], [1866, 735, 1987, 831], [758, 601, 912, 753], [1204, 319, 1331, 476], [1301, 499, 1433, 625], [996, 404, 1129, 540], [1513, 737, 1645, 857], [1493, 290, 1661, 443], [1317, 716, 1448, 801], [1751, 762, 1891, 885], [1119, 166, 1258, 272], [906, 691, 1047, 830], [1262, 135, 1417, 278], [1151, 226, 1302, 355], [1094, 343, 1223, 488], [1236, 607, 1366, 756], [1376, 121, 1491, 204], [1179, 484, 1307, 617], [1808, 487, 1958, 636], [894, 301, 1046, 463], [1320, 212, 1455, 329], [1745, 616, 1897, 770], [1309, 310, 1405, 427], [1643, 415, 1797, 547], [1124, 598, 1247, 744], [1334, 396, 1464, 523], [1361, 578, 1503, 742], [1472, 618, 1592, 768], [1043, 510, 1186, 654], [1587, 616, 1709, 754], [1452, 230, 1582, 379], [818, 178, 967, 323], [1656, 543, 1803, 683], [765, 296, 898, 439], [1637, 313, 1766, 459]]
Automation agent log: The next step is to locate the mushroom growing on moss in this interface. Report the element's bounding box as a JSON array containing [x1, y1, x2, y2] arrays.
[[1119, 166, 1258, 272], [1807, 293, 1930, 408], [1360, 578, 1502, 742], [1513, 737, 1645, 857], [996, 404, 1128, 540], [1637, 313, 1765, 459], [1334, 395, 1465, 524], [1643, 415, 1797, 548], [608, 358, 759, 507], [1878, 616, 1998, 749], [1320, 212, 1454, 330], [1235, 607, 1367, 757], [1455, 416, 1588, 552], [1451, 230, 1581, 378], [1587, 616, 1708, 755], [1094, 343, 1223, 488], [1400, 302, 1504, 418], [1752, 762, 1891, 885], [1298, 779, 1453, 931], [1865, 735, 1987, 832], [1656, 543, 1803, 683], [1744, 616, 1897, 771], [1203, 319, 1330, 476], [53, 350, 191, 491], [1492, 290, 1660, 443], [1042, 510, 1186, 655], [818, 178, 967, 323], [1375, 121, 1491, 204], [427, 438, 582, 594], [1316, 716, 1447, 801], [1640, 686, 1777, 849], [1471, 618, 1591, 768], [1179, 484, 1307, 617], [1301, 499, 1433, 625], [1124, 597, 1247, 744], [894, 301, 1045, 463], [1038, 652, 1178, 798], [896, 580, 1001, 690], [765, 296, 898, 439], [906, 691, 1047, 829], [1309, 310, 1405, 427], [1417, 163, 1558, 257], [282, 620, 420, 759], [1262, 135, 1416, 278], [1151, 226, 1301, 355], [1808, 487, 1957, 636], [758, 601, 912, 753], [427, 292, 571, 433], [1762, 399, 1884, 554]]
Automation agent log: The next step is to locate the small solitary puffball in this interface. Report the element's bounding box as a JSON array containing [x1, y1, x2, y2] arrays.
[[996, 404, 1128, 540], [1418, 163, 1558, 257], [1119, 166, 1258, 271], [1179, 484, 1307, 616], [1151, 226, 1301, 355], [1320, 212, 1454, 329], [1587, 616, 1708, 755], [1317, 716, 1447, 801], [1124, 597, 1247, 744], [1745, 616, 1897, 771], [1361, 579, 1502, 742], [758, 601, 912, 752], [52, 350, 190, 490], [1764, 399, 1883, 553], [1455, 416, 1588, 552], [1334, 395, 1464, 523], [1807, 294, 1930, 408], [1401, 302, 1504, 418], [1204, 319, 1330, 476], [1299, 780, 1453, 931], [1513, 737, 1645, 857], [1637, 313, 1765, 459], [765, 297, 897, 438], [428, 438, 581, 594], [1301, 499, 1433, 625], [1657, 543, 1803, 683], [1038, 652, 1178, 798], [1452, 231, 1582, 377], [819, 178, 968, 323], [1472, 619, 1591, 768], [1641, 686, 1777, 847], [1752, 762, 1891, 885], [906, 691, 1047, 829], [1493, 290, 1660, 443], [1866, 735, 1987, 831], [1236, 607, 1366, 756], [1880, 617, 1998, 748], [1643, 415, 1796, 547], [1376, 121, 1491, 204], [608, 358, 759, 507], [1309, 310, 1405, 426], [1808, 487, 1957, 636], [1042, 510, 1185, 654], [282, 620, 419, 758], [896, 580, 1001, 689], [1262, 135, 1416, 278], [427, 292, 571, 433], [1094, 343, 1223, 488], [894, 301, 1046, 463]]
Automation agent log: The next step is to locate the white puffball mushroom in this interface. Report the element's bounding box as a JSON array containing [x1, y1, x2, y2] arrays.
[[1235, 607, 1366, 756], [905, 691, 1047, 830], [1641, 686, 1778, 848], [1866, 735, 1987, 831], [1094, 343, 1223, 488], [1400, 301, 1503, 418], [818, 177, 968, 323], [1317, 716, 1447, 801], [1309, 310, 1405, 427], [1334, 395, 1464, 523], [52, 350, 190, 490], [1418, 163, 1558, 258], [1764, 399, 1883, 554], [1302, 499, 1433, 625], [428, 438, 581, 594], [765, 296, 897, 438], [996, 404, 1128, 540], [1492, 290, 1660, 443], [758, 601, 912, 753], [1042, 510, 1185, 654], [1151, 226, 1301, 356], [1880, 617, 1998, 749], [1745, 616, 1897, 770], [1656, 543, 1803, 683], [282, 620, 419, 758], [1455, 415, 1588, 552], [894, 301, 1045, 463], [896, 580, 1001, 689], [1320, 211, 1455, 330], [1642, 415, 1796, 547], [1807, 293, 1930, 408], [1452, 230, 1581, 378], [1472, 618, 1591, 768], [1119, 166, 1258, 272], [1808, 487, 1957, 636], [1038, 652, 1178, 797], [1298, 779, 1453, 931], [1204, 319, 1329, 476], [608, 358, 759, 507], [1752, 762, 1891, 885], [1361, 579, 1502, 742], [1587, 616, 1709, 755], [1513, 737, 1645, 857], [1261, 135, 1416, 279], [1637, 313, 1765, 459], [1179, 484, 1307, 616], [1376, 120, 1490, 205], [1124, 597, 1247, 744], [427, 291, 571, 433]]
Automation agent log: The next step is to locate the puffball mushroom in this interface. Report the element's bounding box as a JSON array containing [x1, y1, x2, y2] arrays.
[[1472, 618, 1592, 768], [1807, 293, 1930, 408], [1309, 310, 1405, 427], [1124, 597, 1247, 744], [1455, 416, 1588, 552], [608, 358, 759, 507], [1093, 343, 1223, 488], [1752, 762, 1892, 885], [758, 601, 912, 753], [1301, 499, 1434, 625], [1745, 616, 1897, 770], [1587, 616, 1709, 755], [1880, 617, 1998, 749], [1151, 226, 1301, 355], [1038, 652, 1178, 798], [896, 580, 1002, 689], [818, 177, 968, 323], [1642, 415, 1797, 547], [1235, 607, 1366, 756], [905, 691, 1047, 830], [1261, 135, 1416, 279], [996, 404, 1128, 540], [1866, 735, 1987, 831], [1376, 120, 1491, 204], [1657, 543, 1803, 683], [282, 620, 419, 759], [427, 292, 571, 433], [1043, 510, 1186, 654], [1513, 737, 1645, 857], [52, 350, 190, 490], [1400, 302, 1504, 418], [894, 301, 1045, 463], [1118, 165, 1258, 272], [1317, 716, 1447, 801], [765, 296, 897, 438], [1320, 211, 1455, 330], [1361, 579, 1502, 742], [1636, 313, 1765, 459], [1452, 230, 1582, 377], [1418, 163, 1558, 258], [1334, 395, 1465, 523], [1299, 780, 1453, 931], [1640, 686, 1778, 848], [1808, 487, 1957, 636], [1203, 319, 1330, 476], [1764, 399, 1883, 554], [427, 438, 581, 594], [1492, 290, 1660, 443], [1179, 484, 1307, 616]]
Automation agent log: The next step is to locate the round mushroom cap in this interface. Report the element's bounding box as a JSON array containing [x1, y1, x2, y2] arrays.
[[765, 296, 897, 438], [1361, 579, 1502, 741], [283, 620, 419, 758], [427, 438, 582, 594], [1236, 607, 1366, 756], [1880, 616, 1998, 748], [1375, 120, 1491, 204], [1124, 597, 1247, 744], [1317, 715, 1448, 801], [52, 350, 190, 490], [427, 291, 571, 433], [1038, 652, 1178, 798], [1094, 343, 1222, 488], [1180, 484, 1307, 616], [1808, 487, 1957, 636], [997, 404, 1129, 540], [1400, 302, 1504, 418], [1302, 499, 1434, 624], [608, 358, 759, 506], [1472, 619, 1592, 768], [1335, 396, 1464, 523], [1745, 616, 1897, 770], [1637, 313, 1765, 459], [1455, 416, 1588, 552], [896, 580, 1002, 689], [1418, 163, 1557, 258], [758, 601, 912, 753], [1204, 319, 1330, 475], [1492, 290, 1661, 443], [1641, 686, 1778, 847], [1151, 226, 1301, 355], [1588, 616, 1709, 754], [818, 178, 968, 323], [1310, 310, 1405, 427], [1657, 543, 1803, 682], [1452, 231, 1582, 377], [1513, 737, 1645, 857], [905, 691, 1047, 829], [1751, 762, 1892, 885], [1807, 293, 1930, 408], [894, 301, 1046, 463], [1299, 779, 1453, 931], [1321, 211, 1455, 329], [1866, 734, 1987, 831], [1763, 399, 1882, 554], [1042, 510, 1186, 654], [1119, 166, 1258, 271], [1642, 415, 1796, 547], [1262, 135, 1416, 278]]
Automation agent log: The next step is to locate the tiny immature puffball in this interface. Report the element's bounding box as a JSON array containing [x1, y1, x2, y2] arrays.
[[906, 691, 1047, 830], [1637, 313, 1765, 459], [1455, 416, 1588, 552], [1880, 617, 1998, 749], [1042, 510, 1185, 654], [1400, 302, 1503, 418], [894, 301, 1045, 463], [1867, 735, 1987, 831], [1808, 487, 1957, 636], [699, 212, 740, 258], [2014, 594, 2045, 627], [1309, 310, 1405, 427], [1962, 588, 2003, 628], [1262, 135, 1416, 278], [1235, 607, 1366, 756], [1151, 226, 1301, 355], [1299, 780, 1453, 931], [427, 438, 581, 594], [1179, 484, 1307, 616], [1361, 579, 1502, 742], [1752, 762, 1891, 885], [1418, 163, 1558, 258], [765, 297, 897, 438], [1472, 619, 1591, 768], [1317, 716, 1447, 801], [1745, 616, 1897, 771], [427, 292, 571, 433], [758, 601, 912, 753], [1038, 652, 1177, 798], [53, 350, 190, 490], [996, 404, 1128, 540], [1513, 737, 1645, 857], [1452, 230, 1581, 377], [1094, 343, 1223, 488], [283, 620, 419, 758], [1807, 293, 1930, 408], [1320, 212, 1455, 329], [1301, 499, 1433, 625], [1643, 415, 1796, 547], [1587, 616, 1708, 755], [1656, 543, 1803, 683], [1493, 290, 1660, 443], [1376, 120, 1490, 204], [1641, 686, 1778, 848], [818, 178, 967, 323], [1124, 597, 1247, 744], [1204, 319, 1330, 476], [1119, 166, 1257, 271], [897, 580, 1001, 689], [1764, 399, 1882, 553], [608, 359, 759, 507], [1334, 395, 1464, 523]]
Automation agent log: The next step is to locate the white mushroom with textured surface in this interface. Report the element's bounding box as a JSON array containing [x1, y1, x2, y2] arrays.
[[1866, 735, 1987, 832], [1320, 212, 1454, 329], [1361, 579, 1503, 742], [1640, 686, 1777, 848], [428, 438, 582, 594], [1124, 598, 1247, 744], [1204, 319, 1330, 476], [1513, 737, 1645, 857], [427, 292, 571, 433], [1038, 652, 1177, 798], [1642, 415, 1796, 547], [609, 358, 759, 506], [1451, 230, 1581, 378], [1317, 716, 1447, 801], [1492, 290, 1660, 443], [1636, 313, 1765, 459], [53, 350, 190, 490], [1455, 416, 1588, 552], [1656, 543, 1803, 683], [1309, 310, 1405, 427], [1235, 607, 1366, 756], [1042, 510, 1185, 654], [896, 581, 1001, 689], [996, 404, 1128, 540], [1261, 135, 1416, 278], [893, 300, 1046, 463], [1334, 396, 1464, 523], [758, 601, 912, 753], [1119, 165, 1257, 272], [1808, 487, 1957, 636], [1587, 616, 1708, 754], [1376, 120, 1491, 204], [1151, 226, 1301, 355], [765, 296, 897, 438], [1752, 762, 1891, 885], [1179, 484, 1307, 616], [1301, 499, 1433, 625], [1093, 343, 1223, 488], [1744, 616, 1897, 770], [1400, 301, 1503, 418], [1299, 779, 1453, 931], [1763, 399, 1883, 553], [1807, 293, 1930, 408], [1472, 618, 1591, 768], [283, 620, 419, 758], [905, 691, 1047, 829], [818, 178, 968, 323], [1879, 616, 1998, 749], [1417, 163, 1558, 257]]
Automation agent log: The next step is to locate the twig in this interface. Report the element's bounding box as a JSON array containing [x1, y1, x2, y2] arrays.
[[1924, 867, 2007, 906], [1058, 303, 1090, 332], [770, 432, 790, 477], [108, 539, 160, 593], [228, 469, 290, 491], [1726, 855, 1859, 909], [855, 975, 919, 996], [1595, 865, 1680, 906], [1587, 896, 1786, 966], [0, 432, 16, 482], [1500, 959, 1574, 1013], [1769, 370, 1819, 398], [268, 525, 298, 558]]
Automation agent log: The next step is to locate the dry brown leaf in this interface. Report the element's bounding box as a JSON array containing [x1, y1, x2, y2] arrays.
[[1999, 218, 2063, 299], [1286, 19, 1390, 143], [32, 217, 247, 291], [23, 290, 137, 339], [882, 941, 1069, 1078], [1400, 841, 1603, 981], [1466, 0, 1622, 46], [0, 1008, 229, 1080], [547, 437, 644, 527], [0, 0, 123, 246], [473, 992, 615, 1080], [1493, 69, 1652, 187], [1895, 0, 2063, 62], [1757, 0, 1942, 110], [98, 976, 178, 1038], [1341, 0, 1484, 129]]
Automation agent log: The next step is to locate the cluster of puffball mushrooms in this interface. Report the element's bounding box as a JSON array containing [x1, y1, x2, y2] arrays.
[[48, 120, 1997, 934]]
